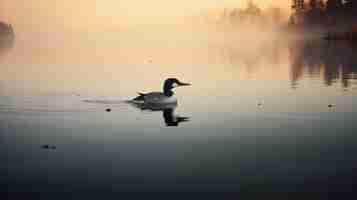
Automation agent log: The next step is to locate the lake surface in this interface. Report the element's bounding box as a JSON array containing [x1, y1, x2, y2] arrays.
[[1, 29, 357, 198]]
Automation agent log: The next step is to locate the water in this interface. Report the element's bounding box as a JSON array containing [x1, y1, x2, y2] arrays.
[[1, 29, 357, 197]]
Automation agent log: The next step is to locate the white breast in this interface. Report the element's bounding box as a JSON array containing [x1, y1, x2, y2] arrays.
[[160, 96, 177, 104]]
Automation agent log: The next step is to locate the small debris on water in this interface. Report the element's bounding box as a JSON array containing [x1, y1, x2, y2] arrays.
[[42, 145, 56, 150]]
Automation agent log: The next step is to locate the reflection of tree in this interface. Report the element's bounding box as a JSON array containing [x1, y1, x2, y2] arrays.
[[0, 22, 15, 55], [0, 35, 14, 50], [289, 40, 357, 88]]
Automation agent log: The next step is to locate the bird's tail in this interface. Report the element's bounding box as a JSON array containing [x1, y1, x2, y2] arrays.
[[132, 92, 146, 101]]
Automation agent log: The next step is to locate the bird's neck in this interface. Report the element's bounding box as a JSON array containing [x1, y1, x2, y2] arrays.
[[163, 88, 174, 97]]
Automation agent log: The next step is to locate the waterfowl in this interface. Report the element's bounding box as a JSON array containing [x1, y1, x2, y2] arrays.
[[132, 78, 191, 104]]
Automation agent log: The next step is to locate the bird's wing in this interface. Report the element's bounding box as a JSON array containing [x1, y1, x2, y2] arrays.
[[144, 92, 167, 103]]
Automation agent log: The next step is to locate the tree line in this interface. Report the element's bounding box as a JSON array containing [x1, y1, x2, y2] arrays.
[[290, 0, 357, 31], [219, 1, 283, 28]]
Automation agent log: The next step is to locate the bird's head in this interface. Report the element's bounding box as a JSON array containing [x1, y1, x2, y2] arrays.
[[163, 78, 191, 90]]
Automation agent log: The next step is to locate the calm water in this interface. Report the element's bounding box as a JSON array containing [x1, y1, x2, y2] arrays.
[[1, 30, 357, 197]]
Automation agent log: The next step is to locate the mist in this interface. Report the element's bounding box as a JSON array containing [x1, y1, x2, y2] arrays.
[[0, 1, 293, 95], [0, 0, 290, 31]]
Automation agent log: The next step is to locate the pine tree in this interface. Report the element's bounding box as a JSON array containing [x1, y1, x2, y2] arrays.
[[310, 0, 318, 10], [317, 0, 325, 10], [326, 0, 343, 12], [344, 0, 356, 10]]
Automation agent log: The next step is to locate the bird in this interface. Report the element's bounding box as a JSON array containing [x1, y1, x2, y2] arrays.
[[132, 78, 191, 104]]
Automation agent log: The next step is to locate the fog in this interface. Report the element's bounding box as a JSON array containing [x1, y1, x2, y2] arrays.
[[0, 1, 290, 30], [0, 0, 292, 95]]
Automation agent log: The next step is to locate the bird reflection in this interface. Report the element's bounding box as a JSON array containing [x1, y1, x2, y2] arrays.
[[0, 22, 15, 50], [162, 108, 189, 127], [127, 102, 190, 127]]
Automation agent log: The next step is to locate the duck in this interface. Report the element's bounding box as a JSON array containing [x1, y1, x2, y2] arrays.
[[132, 78, 191, 104]]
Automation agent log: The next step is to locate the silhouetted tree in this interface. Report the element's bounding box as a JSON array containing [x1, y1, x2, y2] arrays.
[[289, 0, 357, 34], [344, 0, 357, 18], [326, 0, 343, 14], [324, 0, 343, 28], [343, 0, 355, 8], [309, 0, 318, 9], [245, 0, 261, 17], [304, 0, 325, 26], [317, 0, 325, 10]]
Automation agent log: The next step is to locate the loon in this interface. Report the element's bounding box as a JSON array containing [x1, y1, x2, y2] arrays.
[[132, 78, 191, 104]]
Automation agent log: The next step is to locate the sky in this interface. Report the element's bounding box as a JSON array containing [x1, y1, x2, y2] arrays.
[[0, 0, 291, 30]]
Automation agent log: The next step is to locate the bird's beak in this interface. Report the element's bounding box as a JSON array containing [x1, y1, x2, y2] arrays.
[[178, 117, 190, 122], [178, 82, 191, 86]]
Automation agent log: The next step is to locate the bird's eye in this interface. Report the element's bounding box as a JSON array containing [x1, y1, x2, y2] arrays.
[[172, 83, 178, 87]]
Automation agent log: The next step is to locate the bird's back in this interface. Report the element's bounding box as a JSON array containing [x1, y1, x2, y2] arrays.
[[133, 92, 177, 104]]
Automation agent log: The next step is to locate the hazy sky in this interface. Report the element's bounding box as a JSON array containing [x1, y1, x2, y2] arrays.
[[0, 1, 291, 30]]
